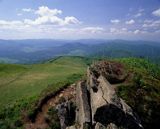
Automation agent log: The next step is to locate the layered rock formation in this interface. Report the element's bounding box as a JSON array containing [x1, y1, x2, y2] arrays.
[[57, 61, 143, 129]]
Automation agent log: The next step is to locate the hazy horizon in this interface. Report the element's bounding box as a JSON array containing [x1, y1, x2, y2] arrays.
[[0, 38, 160, 43]]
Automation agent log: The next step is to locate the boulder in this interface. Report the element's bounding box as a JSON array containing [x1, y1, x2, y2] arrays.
[[76, 81, 92, 129], [90, 61, 128, 84], [88, 75, 143, 129]]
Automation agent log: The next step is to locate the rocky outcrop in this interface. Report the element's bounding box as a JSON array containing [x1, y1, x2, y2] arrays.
[[90, 61, 128, 84], [56, 101, 76, 129], [57, 61, 143, 129], [76, 81, 92, 129]]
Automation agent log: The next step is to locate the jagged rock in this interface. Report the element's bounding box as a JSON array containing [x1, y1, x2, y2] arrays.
[[95, 122, 106, 129], [57, 61, 143, 129], [56, 101, 76, 129], [76, 81, 91, 129], [87, 68, 99, 92], [88, 74, 143, 129], [90, 61, 128, 84]]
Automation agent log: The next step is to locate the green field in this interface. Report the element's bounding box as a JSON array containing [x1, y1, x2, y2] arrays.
[[0, 56, 160, 129], [0, 56, 89, 128]]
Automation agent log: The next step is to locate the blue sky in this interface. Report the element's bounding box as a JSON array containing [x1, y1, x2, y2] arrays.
[[0, 0, 160, 41]]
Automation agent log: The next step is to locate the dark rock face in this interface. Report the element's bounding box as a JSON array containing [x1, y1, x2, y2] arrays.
[[90, 61, 128, 84], [56, 101, 76, 129], [94, 104, 142, 129]]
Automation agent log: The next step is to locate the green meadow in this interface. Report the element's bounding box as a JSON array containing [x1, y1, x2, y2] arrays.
[[0, 56, 88, 128]]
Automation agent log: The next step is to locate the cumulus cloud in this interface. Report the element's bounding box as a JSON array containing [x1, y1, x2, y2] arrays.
[[64, 16, 80, 25], [0, 6, 105, 38], [17, 13, 22, 16], [134, 30, 140, 34], [144, 20, 153, 24], [152, 8, 160, 17], [110, 28, 128, 34], [0, 20, 29, 30], [58, 28, 77, 33], [0, 20, 23, 26], [134, 13, 142, 18], [22, 8, 34, 12], [24, 6, 80, 26], [110, 19, 120, 24], [134, 8, 144, 18], [0, 6, 81, 30], [142, 20, 160, 28], [125, 19, 135, 25], [81, 27, 104, 33], [133, 30, 148, 34], [35, 6, 62, 16], [109, 27, 148, 35], [110, 28, 118, 33], [58, 27, 105, 34], [139, 9, 144, 12]]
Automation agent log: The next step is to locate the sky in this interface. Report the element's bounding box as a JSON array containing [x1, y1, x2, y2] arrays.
[[0, 0, 160, 41]]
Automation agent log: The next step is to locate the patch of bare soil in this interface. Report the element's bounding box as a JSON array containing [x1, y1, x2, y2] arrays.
[[24, 84, 76, 129]]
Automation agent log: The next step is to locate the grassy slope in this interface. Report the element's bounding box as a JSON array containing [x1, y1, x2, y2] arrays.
[[114, 58, 160, 129], [0, 56, 159, 129], [0, 56, 88, 128]]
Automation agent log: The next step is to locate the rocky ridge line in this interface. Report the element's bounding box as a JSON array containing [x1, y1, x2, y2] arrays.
[[57, 61, 143, 129]]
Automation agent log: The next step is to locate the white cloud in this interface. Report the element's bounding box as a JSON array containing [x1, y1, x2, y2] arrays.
[[139, 8, 144, 12], [23, 6, 81, 26], [110, 28, 119, 33], [125, 19, 135, 25], [134, 30, 140, 34], [35, 6, 62, 16], [0, 6, 81, 34], [64, 16, 80, 25], [109, 27, 148, 35], [24, 16, 80, 26], [133, 8, 144, 18], [81, 27, 104, 33], [58, 27, 105, 34], [110, 28, 128, 34], [22, 8, 34, 12], [0, 20, 29, 31], [121, 28, 127, 31], [133, 30, 148, 34], [110, 19, 120, 24], [17, 13, 22, 16], [0, 20, 23, 26], [58, 28, 77, 33], [142, 20, 160, 28], [152, 8, 160, 17], [134, 13, 142, 18], [144, 20, 153, 24]]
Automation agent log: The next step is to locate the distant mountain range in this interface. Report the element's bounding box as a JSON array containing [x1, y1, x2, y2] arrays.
[[0, 39, 160, 64]]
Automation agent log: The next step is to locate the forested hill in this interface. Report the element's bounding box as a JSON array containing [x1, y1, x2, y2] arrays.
[[0, 39, 160, 64]]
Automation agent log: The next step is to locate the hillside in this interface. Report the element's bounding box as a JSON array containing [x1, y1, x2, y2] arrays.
[[0, 56, 89, 129], [51, 58, 160, 129], [0, 56, 160, 129], [115, 58, 160, 129]]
